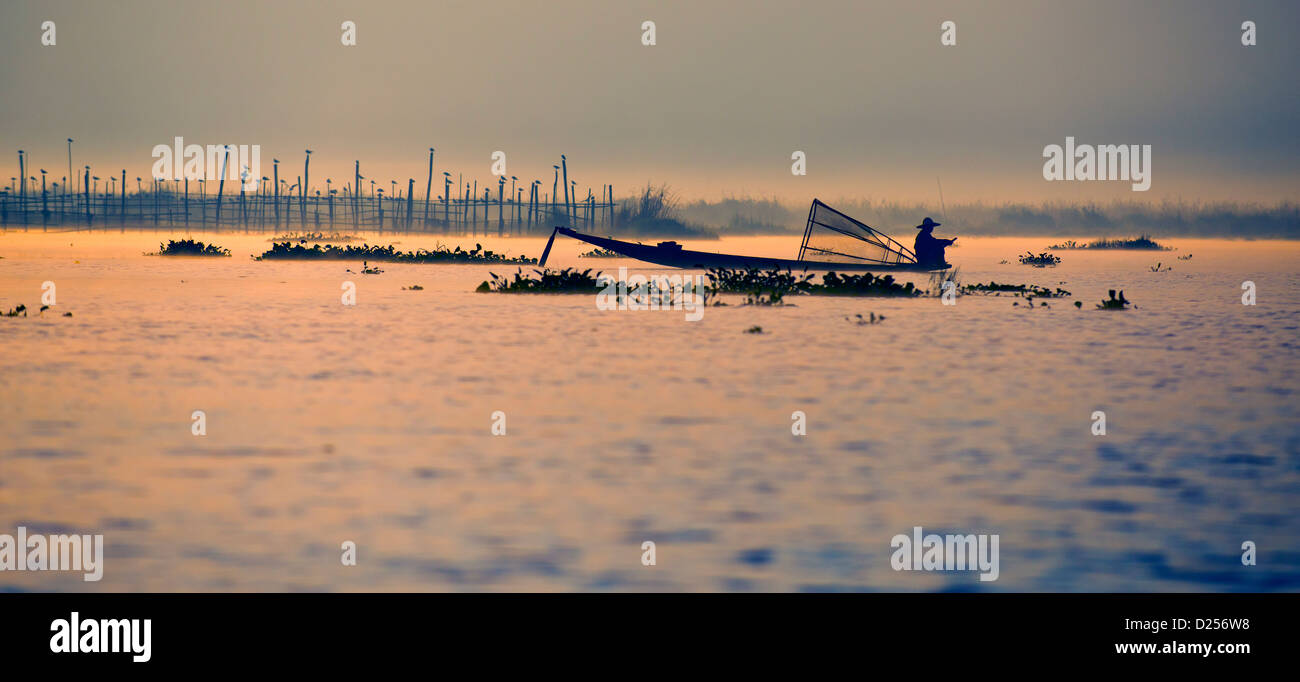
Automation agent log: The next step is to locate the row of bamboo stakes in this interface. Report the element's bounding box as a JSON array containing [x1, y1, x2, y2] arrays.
[[2, 148, 616, 234]]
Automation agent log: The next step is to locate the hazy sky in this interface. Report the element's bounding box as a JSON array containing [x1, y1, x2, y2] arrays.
[[2, 0, 1297, 202]]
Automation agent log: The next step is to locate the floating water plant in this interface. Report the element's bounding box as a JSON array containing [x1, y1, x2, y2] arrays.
[[744, 325, 764, 334], [1018, 251, 1061, 266], [705, 268, 920, 298], [3, 304, 27, 317], [153, 239, 231, 256], [961, 281, 1071, 298], [361, 261, 384, 274], [846, 313, 885, 325], [1149, 262, 1172, 272], [1097, 289, 1132, 309], [1177, 253, 1193, 260], [578, 246, 622, 258], [476, 267, 603, 293], [742, 290, 789, 306], [256, 241, 534, 264], [402, 284, 424, 290]]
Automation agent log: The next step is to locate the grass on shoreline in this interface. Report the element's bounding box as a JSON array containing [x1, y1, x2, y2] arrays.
[[1048, 235, 1171, 250]]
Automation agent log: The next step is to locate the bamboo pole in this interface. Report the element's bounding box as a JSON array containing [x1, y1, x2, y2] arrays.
[[18, 151, 26, 226], [215, 146, 229, 228], [301, 150, 311, 225], [424, 147, 433, 227]]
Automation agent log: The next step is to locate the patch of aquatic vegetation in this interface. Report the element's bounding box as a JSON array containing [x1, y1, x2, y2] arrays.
[[152, 239, 231, 256], [255, 241, 534, 264], [270, 231, 360, 243], [3, 304, 72, 318], [1048, 235, 1171, 250], [402, 284, 424, 290], [846, 312, 885, 325], [1098, 289, 1133, 309], [476, 268, 603, 293], [1018, 251, 1061, 266], [962, 281, 1072, 298], [1149, 262, 1173, 272], [742, 290, 790, 306], [744, 325, 764, 334], [1177, 253, 1193, 260], [706, 268, 921, 298], [578, 246, 622, 258]]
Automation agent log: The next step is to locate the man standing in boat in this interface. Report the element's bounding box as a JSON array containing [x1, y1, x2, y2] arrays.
[[914, 217, 956, 268]]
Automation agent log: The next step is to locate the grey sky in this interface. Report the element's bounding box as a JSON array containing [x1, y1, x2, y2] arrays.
[[2, 0, 1296, 202]]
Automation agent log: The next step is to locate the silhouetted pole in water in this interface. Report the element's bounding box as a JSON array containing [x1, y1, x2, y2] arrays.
[[406, 178, 414, 230], [551, 166, 559, 225], [40, 170, 48, 225], [442, 172, 451, 225], [273, 159, 280, 228], [353, 161, 361, 230], [561, 155, 571, 226], [18, 151, 26, 226], [215, 146, 230, 229], [120, 170, 126, 223], [424, 147, 434, 227], [198, 179, 205, 224], [509, 175, 517, 229], [301, 150, 311, 225], [329, 187, 336, 227], [530, 180, 539, 231], [497, 176, 505, 236], [66, 139, 73, 207], [184, 176, 189, 226]]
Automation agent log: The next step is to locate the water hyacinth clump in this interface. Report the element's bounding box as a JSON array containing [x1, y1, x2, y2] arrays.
[[578, 247, 622, 258], [962, 281, 1072, 298], [255, 241, 534, 264], [154, 239, 231, 256], [705, 268, 920, 298], [475, 268, 603, 293], [1018, 251, 1062, 266]]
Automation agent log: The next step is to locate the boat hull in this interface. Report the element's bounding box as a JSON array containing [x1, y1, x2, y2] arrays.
[[544, 228, 949, 272]]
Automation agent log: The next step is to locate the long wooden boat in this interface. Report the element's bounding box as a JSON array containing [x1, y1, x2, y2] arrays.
[[538, 199, 950, 272]]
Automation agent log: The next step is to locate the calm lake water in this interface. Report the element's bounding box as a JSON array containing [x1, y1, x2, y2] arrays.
[[1, 228, 1298, 591]]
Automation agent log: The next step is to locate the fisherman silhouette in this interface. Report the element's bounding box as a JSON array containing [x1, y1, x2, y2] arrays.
[[913, 217, 955, 268]]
